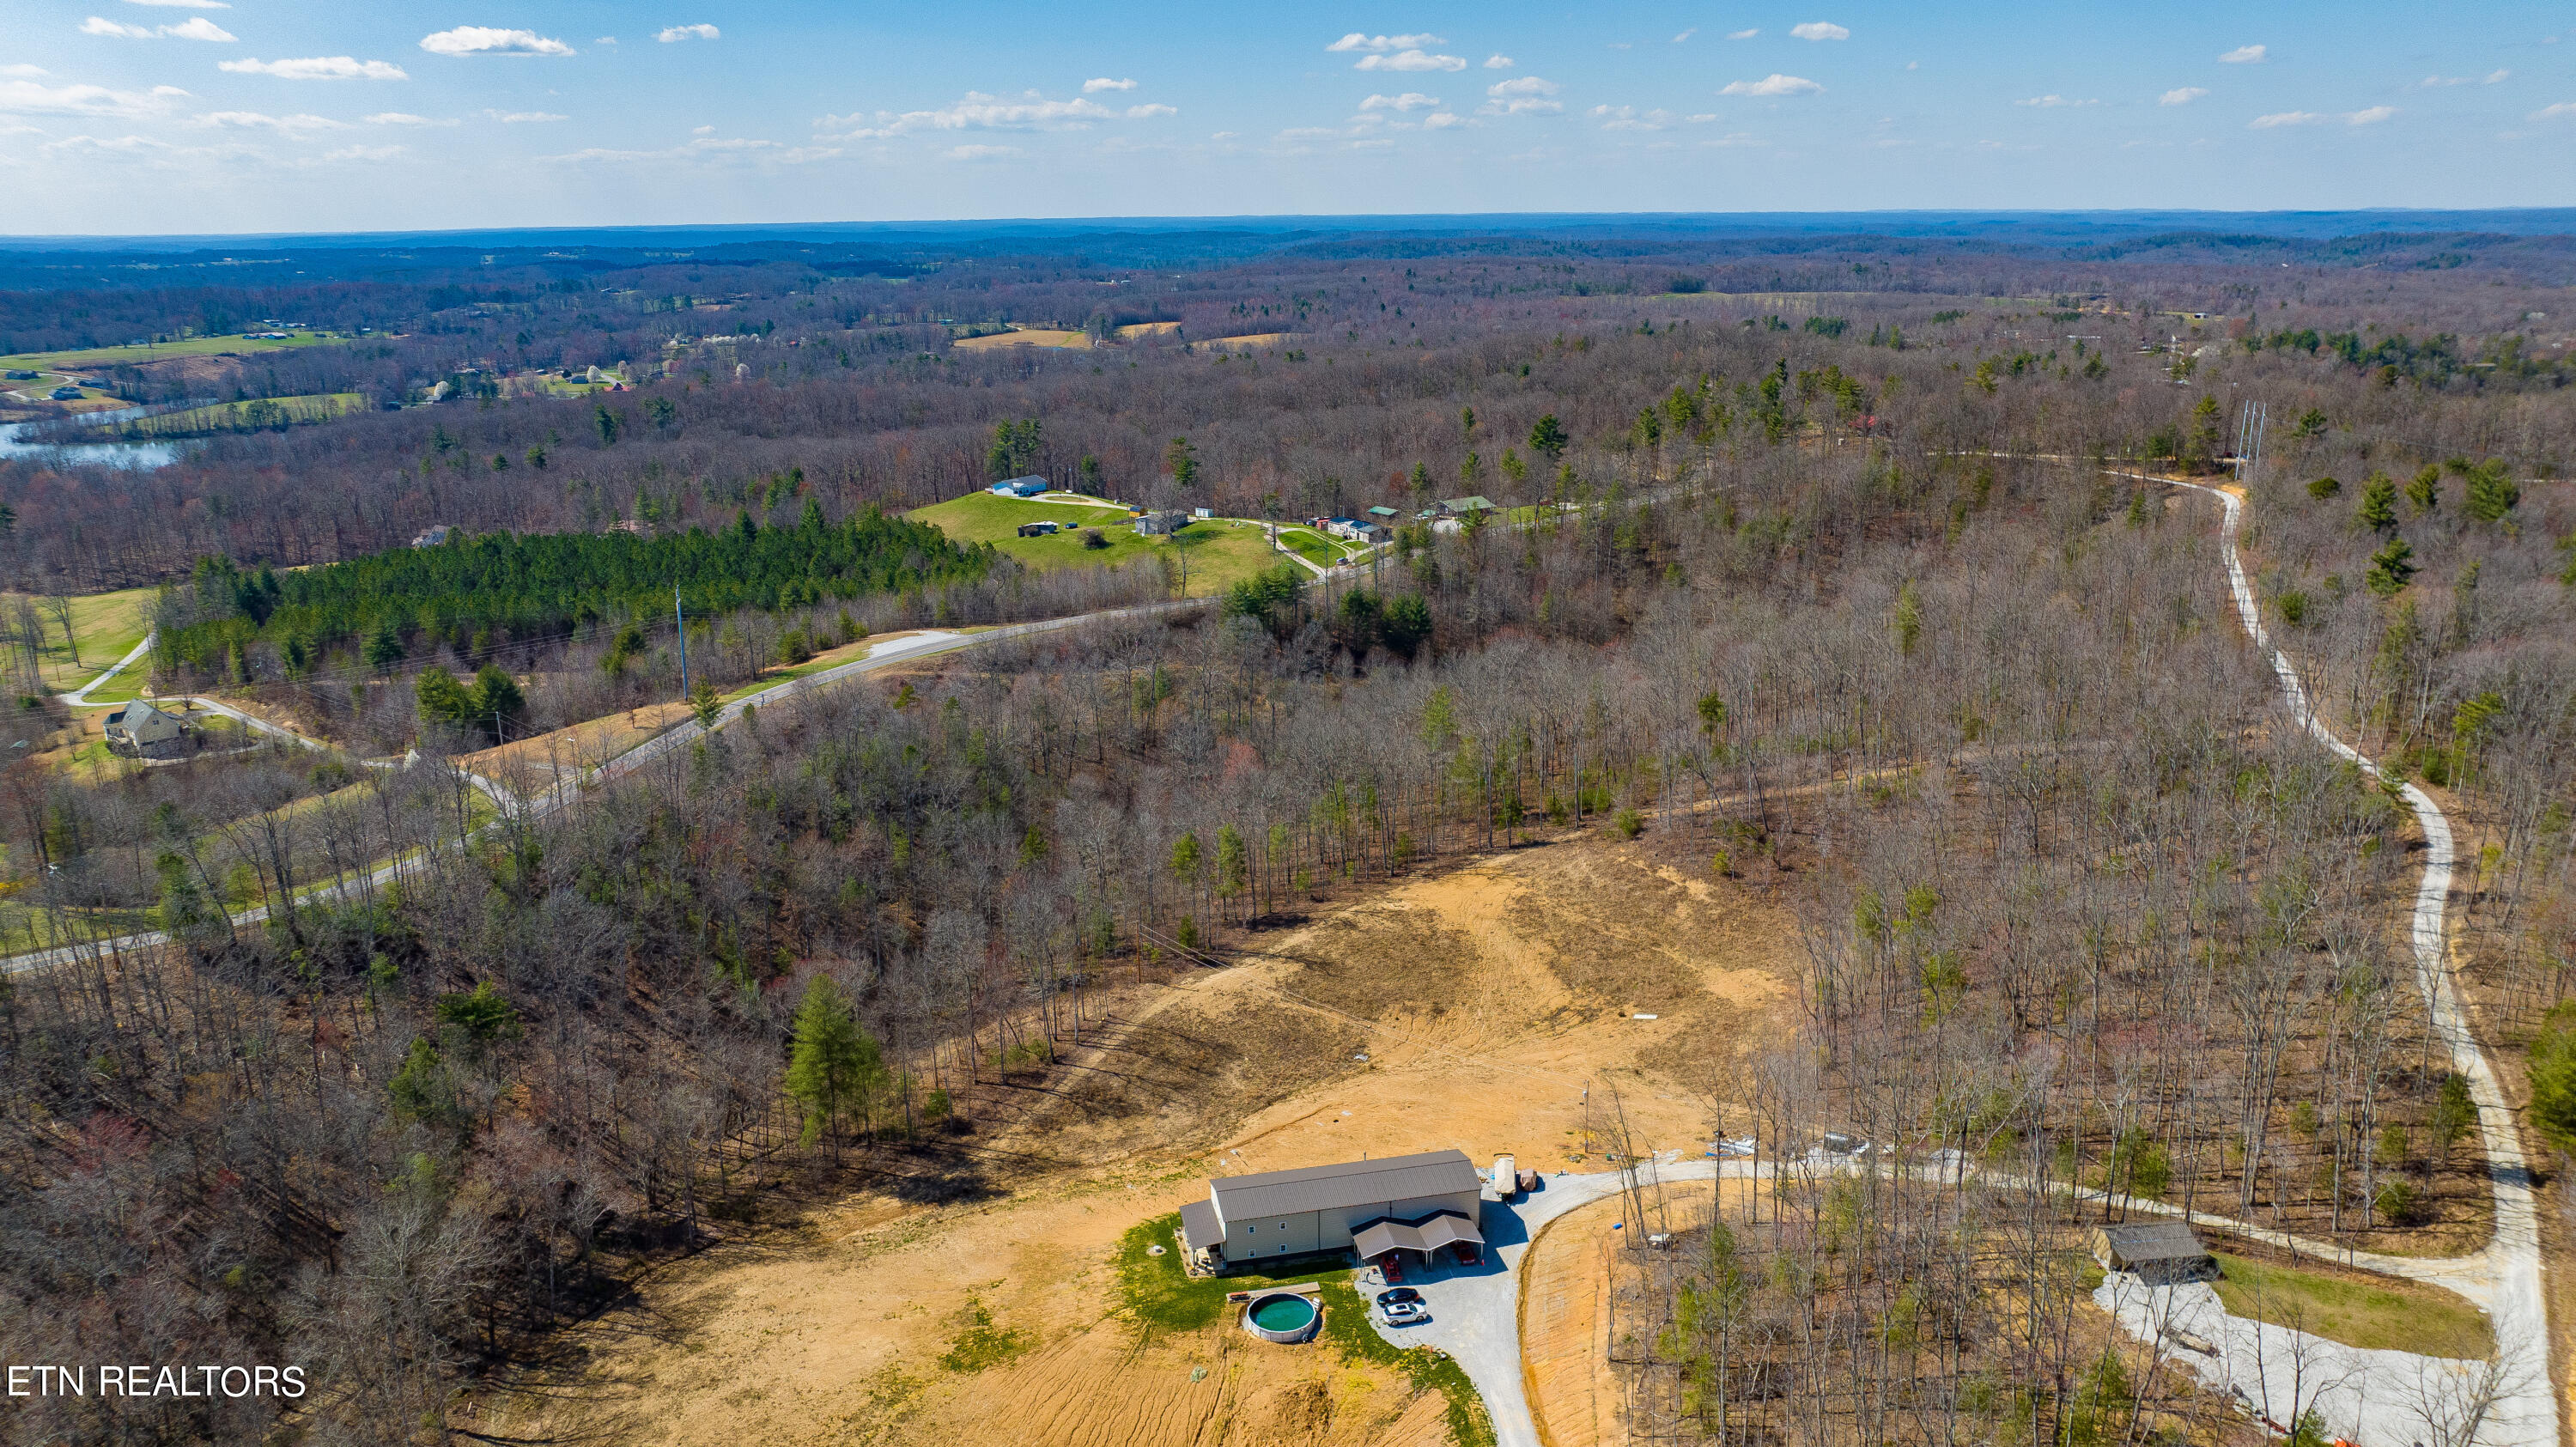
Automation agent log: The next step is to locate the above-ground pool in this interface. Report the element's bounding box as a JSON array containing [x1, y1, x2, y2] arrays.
[[1243, 1290, 1321, 1343]]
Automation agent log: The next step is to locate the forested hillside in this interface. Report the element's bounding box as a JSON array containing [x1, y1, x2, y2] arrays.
[[0, 224, 2571, 1447]]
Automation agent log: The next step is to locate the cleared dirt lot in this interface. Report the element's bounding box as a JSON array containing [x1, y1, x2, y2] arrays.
[[490, 838, 1792, 1447]]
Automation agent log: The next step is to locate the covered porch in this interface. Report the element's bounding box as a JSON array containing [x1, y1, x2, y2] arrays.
[[1352, 1209, 1485, 1271]]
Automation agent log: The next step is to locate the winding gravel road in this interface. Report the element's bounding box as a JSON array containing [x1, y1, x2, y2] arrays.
[[2148, 475, 2555, 1447]]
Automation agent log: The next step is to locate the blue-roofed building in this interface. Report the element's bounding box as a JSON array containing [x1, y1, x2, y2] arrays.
[[989, 476, 1048, 497]]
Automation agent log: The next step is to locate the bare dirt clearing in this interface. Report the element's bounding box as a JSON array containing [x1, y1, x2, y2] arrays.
[[494, 839, 1791, 1447]]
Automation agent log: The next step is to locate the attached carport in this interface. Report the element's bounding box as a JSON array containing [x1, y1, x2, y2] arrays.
[[1352, 1209, 1485, 1268]]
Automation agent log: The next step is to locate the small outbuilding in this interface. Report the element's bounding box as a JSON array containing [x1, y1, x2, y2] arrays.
[[1016, 520, 1060, 538], [1133, 510, 1189, 536], [2090, 1220, 2219, 1286]]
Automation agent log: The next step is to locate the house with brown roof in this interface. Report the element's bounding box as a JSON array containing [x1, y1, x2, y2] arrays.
[[1176, 1149, 1485, 1274]]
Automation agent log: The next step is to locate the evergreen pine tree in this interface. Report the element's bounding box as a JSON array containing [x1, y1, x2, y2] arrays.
[[2464, 459, 2520, 523], [363, 620, 406, 674], [784, 975, 884, 1152], [2366, 537, 2418, 597], [2405, 464, 2441, 514], [2357, 472, 2399, 531]]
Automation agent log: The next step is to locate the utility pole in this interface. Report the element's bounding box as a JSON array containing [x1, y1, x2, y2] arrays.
[[675, 585, 690, 697], [2233, 398, 2268, 483]]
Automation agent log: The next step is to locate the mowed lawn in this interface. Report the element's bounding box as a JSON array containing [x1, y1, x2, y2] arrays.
[[0, 331, 341, 373], [5, 584, 157, 693], [908, 491, 1287, 597], [2209, 1250, 2494, 1359], [127, 392, 362, 433]]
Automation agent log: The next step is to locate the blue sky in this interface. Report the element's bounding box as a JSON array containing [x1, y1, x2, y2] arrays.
[[3, 1, 2571, 235]]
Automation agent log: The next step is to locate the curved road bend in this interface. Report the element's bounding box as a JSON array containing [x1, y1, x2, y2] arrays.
[[2136, 473, 2550, 1446]]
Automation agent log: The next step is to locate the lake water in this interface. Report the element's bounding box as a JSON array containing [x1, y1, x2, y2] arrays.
[[0, 413, 184, 470]]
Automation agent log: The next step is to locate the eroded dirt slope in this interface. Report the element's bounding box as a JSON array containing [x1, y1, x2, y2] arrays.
[[492, 838, 1789, 1447]]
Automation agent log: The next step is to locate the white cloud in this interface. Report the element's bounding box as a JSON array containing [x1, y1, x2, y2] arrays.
[[693, 124, 714, 133], [656, 24, 719, 43], [1082, 76, 1137, 92], [1673, 29, 1695, 43], [2219, 44, 2266, 64], [121, 1, 230, 9], [1482, 75, 1563, 113], [1484, 54, 1514, 69], [488, 109, 568, 122], [2250, 106, 2393, 128], [222, 56, 408, 80], [191, 109, 344, 130], [1590, 104, 1715, 130], [548, 136, 839, 165], [1423, 111, 1467, 128], [816, 90, 1123, 140], [1726, 28, 1758, 40], [1719, 73, 1821, 96], [1361, 91, 1440, 111], [2015, 94, 2095, 107], [364, 111, 453, 125], [2532, 101, 2576, 120], [1125, 102, 1175, 118], [2422, 70, 2510, 87], [1789, 21, 1849, 41], [0, 65, 50, 78], [419, 27, 574, 57], [0, 78, 187, 115], [945, 143, 1017, 160], [1356, 50, 1467, 72], [83, 13, 233, 38], [2159, 87, 2208, 106], [318, 143, 401, 161], [595, 36, 616, 45], [1327, 33, 1443, 52]]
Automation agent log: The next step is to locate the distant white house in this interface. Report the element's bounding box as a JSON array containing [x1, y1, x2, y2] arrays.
[[988, 477, 1048, 497], [1133, 510, 1189, 536], [411, 525, 453, 548]]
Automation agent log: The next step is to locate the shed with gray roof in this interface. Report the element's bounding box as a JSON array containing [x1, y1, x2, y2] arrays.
[[2090, 1220, 2219, 1285]]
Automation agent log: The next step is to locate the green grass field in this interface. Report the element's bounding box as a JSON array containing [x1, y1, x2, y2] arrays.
[[0, 331, 342, 373], [1274, 526, 1350, 568], [114, 392, 362, 436], [908, 492, 1283, 597], [5, 584, 157, 694], [2210, 1250, 2494, 1359]]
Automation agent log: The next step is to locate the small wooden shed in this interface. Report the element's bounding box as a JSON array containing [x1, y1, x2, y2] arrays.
[[2090, 1220, 2219, 1286]]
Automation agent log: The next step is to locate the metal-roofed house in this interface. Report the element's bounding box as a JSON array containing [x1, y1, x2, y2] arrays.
[[988, 476, 1048, 497], [103, 699, 188, 758], [1176, 1149, 1485, 1274], [2089, 1220, 2219, 1286]]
